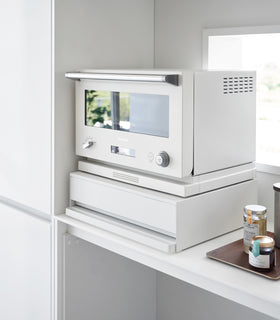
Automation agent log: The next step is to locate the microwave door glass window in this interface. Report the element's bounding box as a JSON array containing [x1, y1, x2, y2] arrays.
[[85, 90, 169, 138], [129, 93, 169, 137]]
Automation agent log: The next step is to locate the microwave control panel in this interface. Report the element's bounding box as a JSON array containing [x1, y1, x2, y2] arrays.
[[82, 137, 171, 168]]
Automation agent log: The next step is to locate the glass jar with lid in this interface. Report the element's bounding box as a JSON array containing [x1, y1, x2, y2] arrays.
[[243, 204, 267, 254], [249, 236, 275, 272]]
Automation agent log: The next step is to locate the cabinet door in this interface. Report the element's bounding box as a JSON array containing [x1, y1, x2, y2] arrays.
[[0, 0, 52, 214], [0, 202, 51, 320]]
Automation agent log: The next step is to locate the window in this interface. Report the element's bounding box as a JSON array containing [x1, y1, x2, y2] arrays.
[[203, 26, 280, 168]]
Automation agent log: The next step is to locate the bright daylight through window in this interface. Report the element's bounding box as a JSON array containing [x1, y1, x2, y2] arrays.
[[207, 32, 280, 167]]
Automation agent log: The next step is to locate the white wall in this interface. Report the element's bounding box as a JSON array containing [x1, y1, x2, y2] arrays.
[[53, 0, 155, 215], [155, 0, 280, 220], [155, 0, 280, 68], [65, 235, 157, 320], [59, 2, 156, 318], [257, 171, 280, 221]]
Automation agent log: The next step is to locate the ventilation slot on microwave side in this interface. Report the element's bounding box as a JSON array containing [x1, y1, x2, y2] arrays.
[[223, 76, 254, 94]]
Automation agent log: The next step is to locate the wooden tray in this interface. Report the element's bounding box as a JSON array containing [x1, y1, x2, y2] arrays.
[[207, 232, 280, 280]]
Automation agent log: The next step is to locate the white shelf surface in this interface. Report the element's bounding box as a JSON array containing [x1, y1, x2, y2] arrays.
[[55, 214, 280, 319]]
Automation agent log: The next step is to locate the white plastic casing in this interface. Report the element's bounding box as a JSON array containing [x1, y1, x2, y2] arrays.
[[74, 69, 256, 179]]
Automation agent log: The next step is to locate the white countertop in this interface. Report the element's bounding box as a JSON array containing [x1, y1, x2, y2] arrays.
[[56, 214, 280, 319]]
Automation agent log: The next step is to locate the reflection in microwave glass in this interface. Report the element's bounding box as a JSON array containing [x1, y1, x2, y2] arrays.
[[85, 90, 129, 130], [85, 90, 169, 138]]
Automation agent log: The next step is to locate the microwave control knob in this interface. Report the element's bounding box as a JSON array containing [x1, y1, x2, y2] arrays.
[[82, 139, 94, 149], [155, 151, 170, 168]]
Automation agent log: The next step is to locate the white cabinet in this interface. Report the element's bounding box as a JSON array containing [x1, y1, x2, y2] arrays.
[[0, 0, 52, 214], [0, 202, 51, 320], [0, 0, 155, 216], [63, 232, 276, 320], [0, 1, 155, 319], [54, 216, 279, 320]]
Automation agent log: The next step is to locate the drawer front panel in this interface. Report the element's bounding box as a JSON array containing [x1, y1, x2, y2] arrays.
[[70, 172, 177, 236]]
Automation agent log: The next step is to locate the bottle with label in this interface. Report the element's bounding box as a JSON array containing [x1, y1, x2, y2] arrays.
[[243, 204, 267, 254], [249, 236, 275, 272]]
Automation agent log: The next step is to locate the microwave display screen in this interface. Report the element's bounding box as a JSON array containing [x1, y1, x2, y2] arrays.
[[85, 90, 169, 138]]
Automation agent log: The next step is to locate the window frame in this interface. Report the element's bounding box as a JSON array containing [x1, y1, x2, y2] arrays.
[[203, 25, 280, 175]]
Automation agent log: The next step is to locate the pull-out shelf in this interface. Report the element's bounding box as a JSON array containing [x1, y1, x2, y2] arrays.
[[68, 171, 257, 252], [66, 206, 176, 253]]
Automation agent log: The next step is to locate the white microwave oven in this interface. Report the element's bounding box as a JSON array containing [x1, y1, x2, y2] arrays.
[[66, 69, 256, 180]]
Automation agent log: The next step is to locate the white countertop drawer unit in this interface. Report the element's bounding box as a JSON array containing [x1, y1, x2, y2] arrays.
[[69, 172, 257, 252], [70, 172, 177, 236]]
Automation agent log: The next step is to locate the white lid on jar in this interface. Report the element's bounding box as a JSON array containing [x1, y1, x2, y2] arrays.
[[244, 204, 267, 214]]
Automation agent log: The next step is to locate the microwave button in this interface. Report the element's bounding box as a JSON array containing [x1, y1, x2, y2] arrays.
[[155, 151, 170, 168], [82, 139, 94, 149]]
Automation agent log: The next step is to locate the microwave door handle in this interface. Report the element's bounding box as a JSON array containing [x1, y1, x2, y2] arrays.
[[65, 72, 179, 86], [111, 92, 120, 130]]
